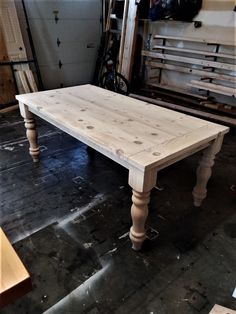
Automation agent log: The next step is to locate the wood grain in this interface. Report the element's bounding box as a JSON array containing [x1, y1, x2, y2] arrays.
[[146, 61, 236, 83], [153, 35, 235, 47], [120, 1, 138, 80], [209, 304, 236, 314], [16, 85, 229, 171], [0, 228, 32, 308], [118, 0, 129, 72], [153, 45, 236, 60], [142, 51, 236, 72], [16, 84, 229, 250], [189, 80, 236, 97]]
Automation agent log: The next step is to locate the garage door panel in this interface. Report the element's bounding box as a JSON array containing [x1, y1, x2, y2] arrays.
[[35, 42, 98, 66], [39, 62, 95, 89], [24, 0, 101, 20], [25, 0, 101, 89], [61, 62, 95, 86], [28, 19, 101, 44]]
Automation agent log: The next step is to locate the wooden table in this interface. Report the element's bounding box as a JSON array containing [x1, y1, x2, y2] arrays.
[[16, 85, 229, 250]]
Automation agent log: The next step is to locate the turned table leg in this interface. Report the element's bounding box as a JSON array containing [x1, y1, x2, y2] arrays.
[[193, 134, 224, 207], [19, 103, 40, 162], [130, 190, 150, 250], [128, 168, 157, 250]]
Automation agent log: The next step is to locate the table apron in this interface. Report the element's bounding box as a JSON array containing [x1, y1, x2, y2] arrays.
[[153, 142, 211, 172], [29, 107, 213, 176], [28, 107, 133, 170]]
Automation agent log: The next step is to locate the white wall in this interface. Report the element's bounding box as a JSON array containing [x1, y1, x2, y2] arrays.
[[148, 0, 236, 106], [23, 0, 102, 90]]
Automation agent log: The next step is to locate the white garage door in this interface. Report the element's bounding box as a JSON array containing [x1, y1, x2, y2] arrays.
[[24, 0, 102, 89]]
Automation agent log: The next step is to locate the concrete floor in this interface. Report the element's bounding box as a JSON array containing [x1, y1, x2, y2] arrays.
[[0, 110, 236, 314]]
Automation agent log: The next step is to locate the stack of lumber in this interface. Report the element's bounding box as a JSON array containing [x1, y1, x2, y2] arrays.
[[141, 33, 236, 122], [143, 35, 235, 98]]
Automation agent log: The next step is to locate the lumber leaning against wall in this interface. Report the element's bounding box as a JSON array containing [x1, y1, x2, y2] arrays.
[[120, 0, 138, 81], [0, 0, 39, 106], [0, 0, 29, 94], [0, 22, 15, 105]]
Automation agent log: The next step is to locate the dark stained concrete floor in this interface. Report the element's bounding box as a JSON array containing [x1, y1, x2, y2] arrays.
[[0, 110, 236, 314]]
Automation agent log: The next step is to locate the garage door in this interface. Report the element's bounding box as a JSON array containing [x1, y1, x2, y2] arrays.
[[24, 0, 102, 89]]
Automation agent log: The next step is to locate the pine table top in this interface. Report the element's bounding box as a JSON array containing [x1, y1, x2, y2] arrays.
[[16, 84, 229, 171]]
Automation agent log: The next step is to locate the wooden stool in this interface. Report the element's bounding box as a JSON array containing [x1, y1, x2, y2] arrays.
[[0, 228, 32, 308]]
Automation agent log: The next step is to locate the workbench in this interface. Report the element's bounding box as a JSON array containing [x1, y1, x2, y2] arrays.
[[16, 84, 229, 250]]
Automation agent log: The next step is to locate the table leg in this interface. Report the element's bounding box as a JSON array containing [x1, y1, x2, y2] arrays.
[[128, 168, 157, 250], [19, 103, 40, 162], [130, 190, 151, 251], [193, 134, 224, 207]]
